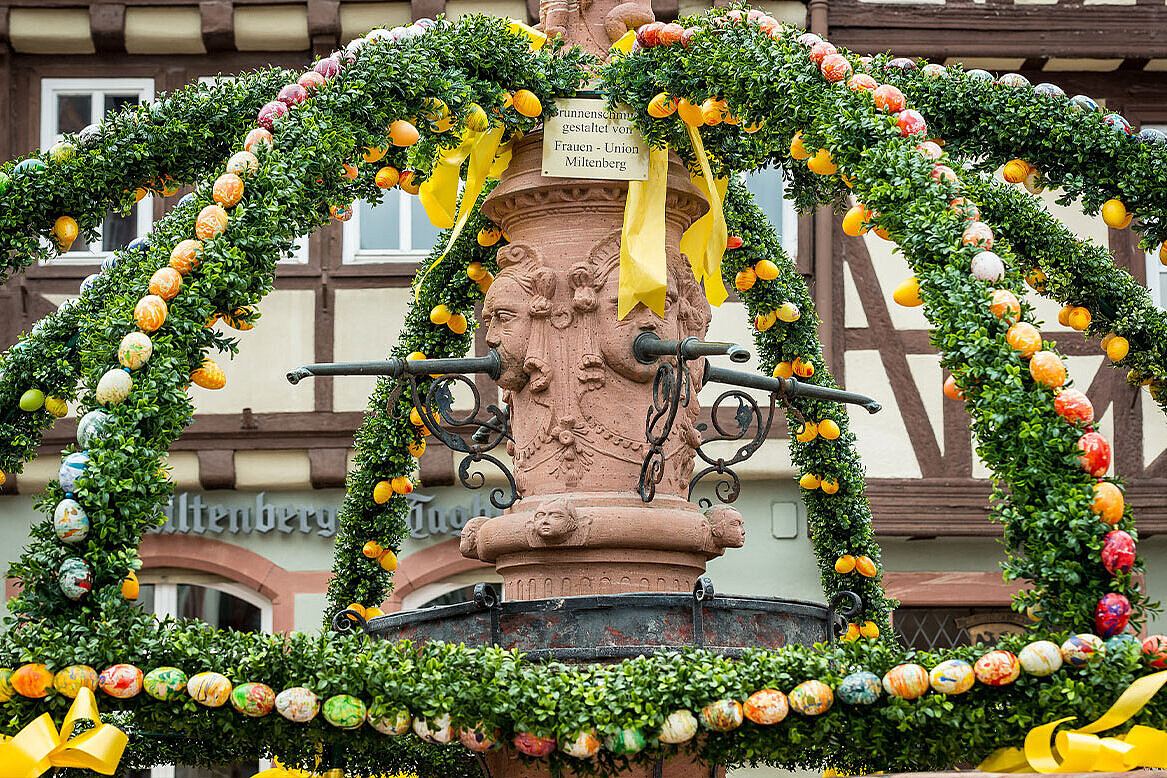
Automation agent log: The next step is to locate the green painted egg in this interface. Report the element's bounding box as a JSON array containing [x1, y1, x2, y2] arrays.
[[144, 666, 188, 701], [322, 694, 366, 729], [19, 389, 45, 412], [230, 682, 275, 717]]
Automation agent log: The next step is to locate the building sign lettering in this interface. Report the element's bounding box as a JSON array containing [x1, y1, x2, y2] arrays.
[[542, 98, 649, 181]]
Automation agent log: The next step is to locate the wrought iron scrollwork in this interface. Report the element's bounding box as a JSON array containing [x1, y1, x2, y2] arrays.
[[689, 390, 777, 506], [637, 337, 696, 503], [331, 607, 368, 634], [825, 590, 863, 642], [405, 373, 518, 509]]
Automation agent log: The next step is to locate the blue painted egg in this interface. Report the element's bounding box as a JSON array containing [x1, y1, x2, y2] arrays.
[[100, 254, 119, 272], [58, 557, 92, 600], [1137, 127, 1167, 145], [1070, 95, 1100, 112], [1105, 633, 1141, 660], [127, 237, 150, 253], [53, 498, 89, 544], [1103, 113, 1133, 135], [14, 158, 46, 176], [79, 274, 100, 296], [59, 452, 90, 493], [1034, 83, 1065, 98], [76, 410, 111, 448], [836, 671, 882, 705], [1061, 633, 1106, 667], [965, 69, 993, 82], [177, 193, 196, 209]]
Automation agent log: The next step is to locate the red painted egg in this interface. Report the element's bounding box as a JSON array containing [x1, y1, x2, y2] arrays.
[[1094, 592, 1131, 638], [916, 141, 943, 160], [313, 57, 341, 79], [873, 85, 906, 113], [1141, 634, 1167, 668], [896, 109, 928, 137], [298, 71, 326, 92], [1054, 389, 1094, 425], [257, 100, 288, 130], [809, 42, 837, 65], [1102, 530, 1136, 575], [847, 74, 877, 92], [1078, 432, 1111, 477], [513, 731, 556, 757], [277, 83, 309, 106]]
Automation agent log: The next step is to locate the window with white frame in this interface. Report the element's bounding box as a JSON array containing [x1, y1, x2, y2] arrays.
[[41, 79, 155, 262], [1143, 125, 1167, 309], [741, 167, 799, 257], [131, 573, 271, 778], [342, 191, 443, 264], [197, 76, 308, 264]]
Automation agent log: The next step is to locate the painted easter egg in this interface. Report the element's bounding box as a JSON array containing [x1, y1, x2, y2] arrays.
[[1029, 351, 1066, 388], [974, 651, 1021, 686], [513, 731, 556, 757], [962, 221, 994, 249], [965, 69, 993, 82], [1054, 389, 1094, 425], [560, 728, 600, 759], [1106, 633, 1141, 660], [54, 499, 89, 544], [257, 100, 288, 130], [699, 699, 743, 731], [80, 273, 100, 296], [1138, 127, 1167, 145], [971, 251, 1006, 281], [1070, 94, 1100, 111], [1102, 529, 1136, 575], [187, 671, 232, 707], [14, 158, 46, 176], [368, 705, 410, 735], [96, 368, 133, 406], [58, 557, 92, 600], [789, 680, 834, 715], [657, 709, 698, 744], [148, 267, 183, 301], [19, 389, 44, 411], [1019, 641, 1063, 677], [230, 682, 275, 717], [459, 724, 501, 752], [997, 73, 1030, 88], [1095, 592, 1131, 638], [195, 205, 229, 240], [413, 713, 453, 743], [322, 694, 366, 729], [0, 668, 14, 701], [929, 659, 975, 695], [59, 451, 90, 492], [77, 410, 111, 449], [79, 123, 103, 146], [98, 664, 143, 699], [275, 686, 319, 722], [1103, 113, 1132, 135], [243, 127, 274, 152], [883, 664, 929, 699], [191, 359, 226, 390], [53, 665, 97, 698], [212, 173, 244, 208], [743, 688, 789, 725], [1078, 432, 1112, 478], [1034, 83, 1066, 98], [605, 728, 646, 755], [1141, 635, 1167, 669], [134, 295, 168, 332], [837, 671, 882, 705], [12, 664, 55, 697], [118, 332, 154, 370], [169, 239, 202, 275], [1061, 634, 1106, 667], [226, 151, 259, 178], [922, 63, 947, 78], [143, 666, 188, 701]]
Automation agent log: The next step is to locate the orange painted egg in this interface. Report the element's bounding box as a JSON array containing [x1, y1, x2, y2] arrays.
[[882, 663, 929, 699], [989, 289, 1020, 319], [1006, 322, 1042, 357], [374, 166, 400, 189], [1054, 388, 1094, 425], [363, 145, 388, 163], [1092, 481, 1124, 525], [169, 239, 202, 275], [98, 664, 143, 699], [743, 688, 789, 724], [1029, 351, 1066, 388], [961, 221, 994, 249], [388, 120, 419, 147], [213, 173, 244, 207], [191, 359, 226, 390], [149, 266, 183, 301], [512, 89, 542, 118], [220, 307, 256, 330], [788, 680, 833, 715], [243, 127, 274, 152], [195, 205, 229, 240], [12, 663, 55, 698], [943, 375, 963, 401], [973, 650, 1020, 686], [187, 671, 232, 707], [226, 151, 259, 178], [855, 555, 877, 577], [53, 665, 97, 698], [698, 699, 743, 731], [134, 294, 168, 332]]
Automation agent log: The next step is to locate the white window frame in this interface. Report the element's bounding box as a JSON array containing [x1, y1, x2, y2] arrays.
[[739, 168, 799, 257], [343, 190, 442, 264], [1141, 124, 1167, 309], [198, 76, 309, 265], [40, 78, 155, 263]]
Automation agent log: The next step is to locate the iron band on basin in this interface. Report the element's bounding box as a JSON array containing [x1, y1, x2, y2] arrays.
[[354, 578, 858, 661]]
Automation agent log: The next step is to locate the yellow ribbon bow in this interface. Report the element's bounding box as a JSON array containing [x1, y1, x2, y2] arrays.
[[506, 20, 547, 51], [0, 686, 128, 777], [979, 669, 1167, 772], [679, 124, 729, 309]]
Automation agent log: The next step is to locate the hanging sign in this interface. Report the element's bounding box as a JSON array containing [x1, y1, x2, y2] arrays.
[[542, 97, 650, 181]]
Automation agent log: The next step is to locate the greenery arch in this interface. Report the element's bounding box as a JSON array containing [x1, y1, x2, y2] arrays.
[[0, 7, 1165, 775]]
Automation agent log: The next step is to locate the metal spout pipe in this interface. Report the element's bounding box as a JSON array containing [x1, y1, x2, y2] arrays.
[[287, 351, 501, 385], [633, 332, 751, 365], [704, 364, 882, 414]]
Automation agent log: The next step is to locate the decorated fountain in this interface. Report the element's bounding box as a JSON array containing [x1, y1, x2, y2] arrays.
[[3, 1, 1167, 776]]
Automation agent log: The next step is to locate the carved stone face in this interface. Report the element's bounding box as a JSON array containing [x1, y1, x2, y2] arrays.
[[483, 275, 533, 391], [532, 499, 577, 543], [596, 270, 681, 383], [708, 505, 745, 548]]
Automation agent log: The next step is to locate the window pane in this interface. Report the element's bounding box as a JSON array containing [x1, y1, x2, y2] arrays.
[[175, 584, 262, 632], [360, 197, 401, 251], [1160, 274, 1167, 310], [133, 583, 156, 615], [56, 94, 91, 135], [741, 168, 785, 232], [104, 93, 141, 117], [101, 211, 137, 252], [410, 196, 441, 253]]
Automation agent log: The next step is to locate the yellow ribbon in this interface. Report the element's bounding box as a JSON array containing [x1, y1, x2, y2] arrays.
[[507, 20, 547, 50], [978, 670, 1167, 772], [413, 124, 507, 301], [678, 124, 729, 308], [618, 145, 670, 318], [611, 30, 636, 54], [0, 687, 128, 777]]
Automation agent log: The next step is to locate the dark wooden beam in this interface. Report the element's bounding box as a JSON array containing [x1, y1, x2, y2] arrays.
[[308, 447, 348, 488], [199, 0, 234, 54], [1020, 57, 1046, 72], [196, 448, 236, 490], [410, 0, 444, 23], [89, 2, 126, 55], [307, 0, 338, 56]]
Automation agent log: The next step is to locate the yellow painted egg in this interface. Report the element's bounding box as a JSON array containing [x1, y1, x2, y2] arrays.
[[447, 314, 468, 334], [788, 680, 834, 715], [169, 239, 202, 275], [512, 89, 542, 118], [118, 331, 154, 370], [191, 358, 226, 390], [44, 396, 68, 417], [122, 570, 139, 600], [0, 668, 14, 702], [53, 665, 98, 698], [226, 151, 259, 178], [149, 267, 183, 301], [187, 671, 232, 707]]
